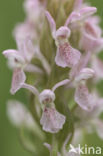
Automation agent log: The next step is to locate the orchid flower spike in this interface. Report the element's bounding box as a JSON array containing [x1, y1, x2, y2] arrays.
[[45, 11, 81, 68], [74, 68, 95, 111]]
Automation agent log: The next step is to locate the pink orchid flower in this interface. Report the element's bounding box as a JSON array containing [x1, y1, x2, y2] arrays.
[[45, 11, 81, 68], [74, 68, 95, 111], [20, 79, 69, 133]]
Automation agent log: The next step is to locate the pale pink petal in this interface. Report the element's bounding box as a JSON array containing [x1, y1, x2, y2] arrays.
[[44, 143, 52, 151], [40, 107, 66, 133], [13, 21, 36, 41], [10, 68, 26, 94], [75, 68, 95, 82], [24, 64, 43, 74], [16, 37, 35, 62], [79, 21, 103, 53], [22, 83, 39, 96], [45, 11, 56, 39], [69, 51, 91, 80], [74, 0, 83, 10], [52, 79, 70, 92], [91, 56, 103, 81], [3, 49, 25, 68], [24, 0, 44, 22], [80, 30, 103, 53], [39, 89, 55, 104], [85, 19, 102, 38], [65, 12, 80, 26], [75, 91, 103, 119], [75, 83, 93, 111], [56, 26, 71, 39], [79, 7, 97, 20], [23, 38, 35, 62], [55, 43, 81, 68]]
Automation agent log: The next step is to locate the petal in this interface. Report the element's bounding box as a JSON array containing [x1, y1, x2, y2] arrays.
[[79, 7, 97, 20], [55, 43, 81, 68], [79, 30, 103, 53], [75, 83, 94, 111], [24, 64, 43, 74], [13, 21, 36, 41], [39, 89, 55, 104], [70, 51, 91, 80], [65, 12, 80, 26], [10, 68, 26, 94], [73, 0, 83, 10], [75, 68, 95, 82], [16, 37, 35, 62], [22, 83, 39, 96], [45, 11, 56, 39], [3, 49, 25, 67], [91, 56, 103, 81], [52, 79, 70, 92], [75, 91, 103, 119], [56, 26, 71, 39], [85, 19, 102, 38], [40, 107, 66, 133]]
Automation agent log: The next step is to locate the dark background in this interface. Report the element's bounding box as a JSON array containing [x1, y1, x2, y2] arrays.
[[0, 0, 103, 155]]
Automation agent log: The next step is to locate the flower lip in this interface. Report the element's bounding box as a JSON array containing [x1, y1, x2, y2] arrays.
[[55, 26, 71, 39], [40, 107, 66, 133], [39, 89, 55, 104]]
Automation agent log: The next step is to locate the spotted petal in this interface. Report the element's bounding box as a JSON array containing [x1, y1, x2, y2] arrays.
[[40, 107, 66, 133], [55, 43, 81, 68]]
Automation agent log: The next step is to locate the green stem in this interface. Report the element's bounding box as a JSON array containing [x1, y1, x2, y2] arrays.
[[50, 135, 58, 156]]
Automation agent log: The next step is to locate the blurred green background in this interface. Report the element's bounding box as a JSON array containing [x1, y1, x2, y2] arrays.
[[0, 0, 103, 156]]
